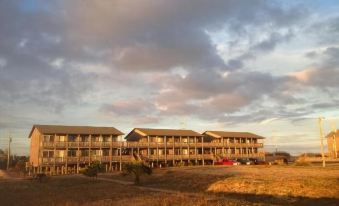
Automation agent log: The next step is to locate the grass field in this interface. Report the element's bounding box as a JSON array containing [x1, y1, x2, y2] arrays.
[[0, 165, 338, 206]]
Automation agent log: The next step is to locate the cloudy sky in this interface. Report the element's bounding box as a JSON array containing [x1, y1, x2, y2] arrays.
[[0, 0, 339, 155]]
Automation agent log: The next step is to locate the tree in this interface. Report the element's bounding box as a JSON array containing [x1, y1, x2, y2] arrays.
[[122, 161, 152, 185], [0, 149, 6, 169], [14, 159, 27, 176], [81, 162, 104, 179]]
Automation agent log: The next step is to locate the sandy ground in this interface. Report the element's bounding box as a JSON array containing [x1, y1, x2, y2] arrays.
[[1, 165, 339, 206]]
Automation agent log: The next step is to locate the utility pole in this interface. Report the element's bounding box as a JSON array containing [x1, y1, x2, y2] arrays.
[[7, 134, 12, 170], [318, 117, 326, 167], [272, 130, 278, 156]]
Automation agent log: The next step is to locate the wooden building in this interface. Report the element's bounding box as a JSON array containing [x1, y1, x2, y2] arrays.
[[124, 128, 209, 166], [28, 125, 125, 175], [203, 131, 265, 159], [28, 125, 265, 175], [326, 130, 338, 158]]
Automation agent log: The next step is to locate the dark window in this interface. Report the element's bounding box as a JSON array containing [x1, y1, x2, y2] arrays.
[[43, 151, 54, 157], [68, 135, 77, 142], [81, 150, 89, 156], [68, 150, 77, 157], [102, 149, 110, 156]]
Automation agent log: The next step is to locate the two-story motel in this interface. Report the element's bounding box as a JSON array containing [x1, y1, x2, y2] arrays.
[[326, 129, 338, 159], [28, 125, 265, 175]]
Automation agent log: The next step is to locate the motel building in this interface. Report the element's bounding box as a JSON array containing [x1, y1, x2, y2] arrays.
[[27, 125, 265, 175], [326, 129, 338, 159]]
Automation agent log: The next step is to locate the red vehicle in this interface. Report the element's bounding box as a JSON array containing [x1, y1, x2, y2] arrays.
[[214, 158, 237, 165]]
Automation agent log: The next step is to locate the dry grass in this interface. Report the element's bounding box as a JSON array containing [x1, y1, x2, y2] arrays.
[[0, 176, 247, 206], [104, 165, 339, 205], [1, 165, 339, 206]]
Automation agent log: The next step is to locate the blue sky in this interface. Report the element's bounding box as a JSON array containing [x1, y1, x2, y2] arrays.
[[0, 0, 338, 155]]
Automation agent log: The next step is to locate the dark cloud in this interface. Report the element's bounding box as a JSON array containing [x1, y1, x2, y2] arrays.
[[63, 0, 308, 72]]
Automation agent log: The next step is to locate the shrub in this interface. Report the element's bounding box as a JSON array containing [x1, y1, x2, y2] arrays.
[[122, 161, 152, 185], [81, 162, 104, 179]]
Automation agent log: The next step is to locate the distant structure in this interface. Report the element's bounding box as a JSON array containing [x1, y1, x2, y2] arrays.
[[326, 129, 338, 159], [27, 125, 265, 175]]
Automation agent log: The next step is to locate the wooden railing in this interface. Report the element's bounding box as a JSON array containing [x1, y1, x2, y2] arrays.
[[41, 152, 264, 165], [42, 141, 264, 149]]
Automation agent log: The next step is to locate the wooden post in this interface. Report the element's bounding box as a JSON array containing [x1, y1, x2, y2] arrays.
[[188, 137, 190, 164], [234, 138, 237, 158], [155, 136, 159, 166], [119, 140, 122, 171], [202, 136, 204, 166], [54, 134, 56, 175], [65, 134, 68, 174], [109, 135, 113, 171], [195, 136, 197, 164], [89, 134, 92, 166], [147, 136, 150, 159], [164, 136, 167, 166], [180, 136, 183, 164], [99, 134, 102, 164], [318, 117, 326, 167], [222, 137, 225, 157], [77, 134, 80, 174], [172, 136, 175, 166]]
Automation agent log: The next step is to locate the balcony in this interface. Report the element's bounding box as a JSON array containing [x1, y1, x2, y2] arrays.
[[68, 142, 78, 147], [79, 142, 90, 147], [112, 155, 134, 162], [67, 157, 78, 163], [42, 141, 264, 150], [42, 142, 54, 148]]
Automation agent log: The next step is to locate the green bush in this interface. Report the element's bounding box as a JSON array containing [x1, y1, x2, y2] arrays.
[[81, 162, 104, 179]]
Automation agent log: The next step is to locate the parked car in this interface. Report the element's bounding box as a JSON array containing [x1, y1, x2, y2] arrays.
[[246, 158, 269, 165], [215, 158, 237, 165], [236, 158, 254, 165]]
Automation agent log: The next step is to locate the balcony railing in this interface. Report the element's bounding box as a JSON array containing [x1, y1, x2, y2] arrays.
[[79, 142, 90, 147], [40, 152, 264, 165], [42, 141, 264, 149]]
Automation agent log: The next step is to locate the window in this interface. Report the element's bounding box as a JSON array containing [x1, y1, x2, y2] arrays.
[[91, 136, 100, 142], [68, 150, 77, 157], [43, 150, 54, 157], [43, 135, 54, 142], [55, 150, 65, 157], [68, 135, 77, 142], [103, 136, 111, 142], [102, 149, 110, 156], [81, 150, 89, 156], [56, 135, 66, 142], [91, 150, 102, 156], [81, 135, 89, 142]]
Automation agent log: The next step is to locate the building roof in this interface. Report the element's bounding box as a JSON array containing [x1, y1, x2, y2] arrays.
[[28, 125, 124, 138], [125, 128, 202, 140], [326, 129, 339, 138], [203, 131, 265, 139]]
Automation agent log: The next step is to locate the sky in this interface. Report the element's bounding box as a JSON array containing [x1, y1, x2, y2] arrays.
[[0, 0, 339, 156]]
